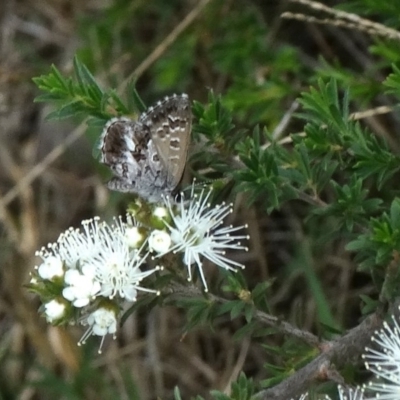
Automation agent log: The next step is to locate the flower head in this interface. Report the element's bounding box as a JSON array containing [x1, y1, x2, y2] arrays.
[[79, 306, 118, 353], [31, 216, 160, 347], [295, 386, 364, 400], [87, 308, 117, 336], [153, 206, 169, 220], [114, 214, 145, 249], [335, 386, 364, 400], [161, 187, 249, 291], [62, 267, 101, 307], [362, 312, 400, 399], [89, 224, 159, 301], [148, 229, 172, 253], [35, 218, 105, 273], [124, 226, 145, 248], [293, 394, 308, 400], [43, 299, 67, 323], [37, 256, 64, 280]]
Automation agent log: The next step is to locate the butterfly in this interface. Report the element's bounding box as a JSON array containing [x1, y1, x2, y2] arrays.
[[99, 94, 192, 203]]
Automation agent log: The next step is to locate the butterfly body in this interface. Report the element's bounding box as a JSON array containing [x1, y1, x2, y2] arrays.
[[99, 94, 192, 202]]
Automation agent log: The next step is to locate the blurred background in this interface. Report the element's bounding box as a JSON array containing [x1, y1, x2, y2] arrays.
[[1, 0, 399, 398]]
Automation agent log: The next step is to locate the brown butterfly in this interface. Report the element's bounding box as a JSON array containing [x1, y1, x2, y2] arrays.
[[99, 94, 192, 202]]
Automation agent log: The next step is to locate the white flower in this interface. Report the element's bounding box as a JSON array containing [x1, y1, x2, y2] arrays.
[[37, 256, 64, 280], [292, 394, 308, 400], [161, 188, 248, 291], [62, 268, 101, 307], [362, 313, 400, 399], [79, 306, 118, 353], [32, 216, 163, 349], [87, 308, 117, 336], [154, 206, 169, 219], [44, 299, 66, 322], [114, 214, 144, 249], [34, 216, 158, 307], [124, 226, 144, 248], [60, 218, 106, 267], [336, 386, 364, 400], [35, 217, 105, 272], [89, 225, 158, 301], [148, 230, 172, 253], [295, 386, 364, 400]]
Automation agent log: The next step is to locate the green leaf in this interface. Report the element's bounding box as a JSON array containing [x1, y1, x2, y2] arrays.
[[73, 56, 103, 100], [232, 321, 257, 340], [390, 198, 400, 228], [174, 386, 183, 400], [230, 300, 245, 319]]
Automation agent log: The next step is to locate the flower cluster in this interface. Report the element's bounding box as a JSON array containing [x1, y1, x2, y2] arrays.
[[31, 216, 158, 351], [158, 187, 248, 291], [30, 188, 248, 350]]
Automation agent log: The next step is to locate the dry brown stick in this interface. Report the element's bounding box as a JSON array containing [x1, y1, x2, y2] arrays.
[[282, 12, 400, 41], [0, 123, 86, 207], [0, 146, 20, 243], [120, 0, 212, 88], [287, 0, 400, 41], [0, 0, 212, 208], [272, 100, 299, 140], [223, 337, 250, 394], [349, 105, 394, 121]]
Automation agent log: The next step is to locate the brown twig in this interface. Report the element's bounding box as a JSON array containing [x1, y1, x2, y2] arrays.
[[283, 0, 400, 41], [282, 13, 400, 40], [120, 0, 212, 88], [0, 124, 87, 207], [254, 312, 382, 400], [164, 282, 321, 348]]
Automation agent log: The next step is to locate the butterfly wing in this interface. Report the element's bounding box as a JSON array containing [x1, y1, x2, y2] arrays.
[[139, 93, 192, 189], [99, 117, 151, 191]]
